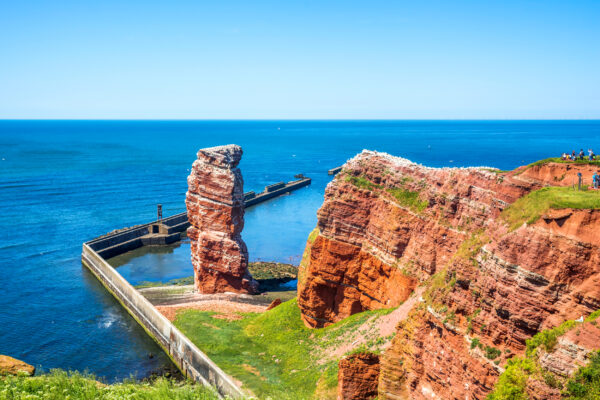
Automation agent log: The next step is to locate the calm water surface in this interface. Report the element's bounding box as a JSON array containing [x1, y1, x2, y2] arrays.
[[1, 120, 599, 381]]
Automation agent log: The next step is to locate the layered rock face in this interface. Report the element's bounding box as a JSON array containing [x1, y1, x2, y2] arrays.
[[337, 353, 380, 400], [186, 145, 257, 294], [298, 151, 533, 328], [298, 151, 600, 399], [515, 161, 600, 187]]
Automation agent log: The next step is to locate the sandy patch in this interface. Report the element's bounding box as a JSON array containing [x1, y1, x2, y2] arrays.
[[242, 364, 266, 381], [157, 300, 266, 321]]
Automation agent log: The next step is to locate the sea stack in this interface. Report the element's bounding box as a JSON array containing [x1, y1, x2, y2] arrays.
[[186, 144, 258, 294]]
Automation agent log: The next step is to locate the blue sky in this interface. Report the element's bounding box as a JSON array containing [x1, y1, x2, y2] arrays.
[[1, 1, 599, 119]]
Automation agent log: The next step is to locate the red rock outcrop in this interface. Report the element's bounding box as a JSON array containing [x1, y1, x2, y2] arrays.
[[298, 151, 533, 328], [186, 145, 257, 294], [514, 161, 600, 187], [0, 355, 35, 376], [337, 352, 380, 400], [297, 150, 600, 399]]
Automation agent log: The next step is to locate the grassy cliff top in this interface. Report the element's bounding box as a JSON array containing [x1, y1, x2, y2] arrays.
[[525, 157, 600, 168], [501, 186, 600, 230]]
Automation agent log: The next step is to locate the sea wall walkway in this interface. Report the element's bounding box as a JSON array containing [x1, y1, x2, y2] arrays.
[[82, 239, 244, 398]]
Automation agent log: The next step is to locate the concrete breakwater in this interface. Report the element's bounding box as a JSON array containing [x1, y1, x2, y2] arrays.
[[328, 166, 342, 175], [243, 176, 311, 206], [82, 236, 245, 398]]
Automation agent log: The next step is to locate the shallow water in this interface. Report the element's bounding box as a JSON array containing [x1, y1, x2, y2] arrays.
[[1, 120, 599, 381]]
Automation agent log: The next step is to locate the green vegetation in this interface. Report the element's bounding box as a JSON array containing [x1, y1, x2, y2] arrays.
[[565, 351, 600, 398], [135, 276, 194, 289], [501, 186, 600, 231], [343, 173, 428, 213], [307, 227, 319, 244], [453, 231, 488, 267], [526, 319, 578, 356], [386, 187, 428, 213], [487, 358, 537, 400], [485, 346, 502, 360], [422, 269, 457, 306], [345, 175, 381, 191], [522, 157, 600, 170], [0, 370, 219, 400], [247, 262, 297, 280], [488, 311, 600, 399], [174, 299, 394, 399], [298, 228, 319, 290]]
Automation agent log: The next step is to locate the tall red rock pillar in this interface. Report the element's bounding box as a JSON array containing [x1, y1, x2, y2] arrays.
[[185, 144, 258, 294]]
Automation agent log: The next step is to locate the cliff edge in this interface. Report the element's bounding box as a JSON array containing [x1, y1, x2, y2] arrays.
[[298, 151, 600, 399]]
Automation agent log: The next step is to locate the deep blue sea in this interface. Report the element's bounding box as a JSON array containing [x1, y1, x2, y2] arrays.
[[1, 120, 599, 381]]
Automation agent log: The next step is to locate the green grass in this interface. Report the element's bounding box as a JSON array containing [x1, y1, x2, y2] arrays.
[[0, 370, 219, 400], [345, 175, 381, 191], [501, 186, 600, 231], [173, 299, 394, 399], [386, 187, 428, 213], [343, 173, 428, 213]]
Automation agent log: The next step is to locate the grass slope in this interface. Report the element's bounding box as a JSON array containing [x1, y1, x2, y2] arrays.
[[501, 186, 600, 230], [0, 370, 219, 400], [487, 310, 600, 400], [174, 299, 393, 399], [525, 157, 600, 168]]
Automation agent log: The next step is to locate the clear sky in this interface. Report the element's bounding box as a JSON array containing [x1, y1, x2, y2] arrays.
[[1, 0, 599, 119]]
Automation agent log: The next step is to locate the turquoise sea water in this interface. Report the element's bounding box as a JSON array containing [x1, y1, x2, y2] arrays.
[[1, 120, 600, 381]]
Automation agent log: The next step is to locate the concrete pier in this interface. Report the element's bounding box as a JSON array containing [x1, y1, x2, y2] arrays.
[[244, 177, 311, 207], [328, 166, 343, 175]]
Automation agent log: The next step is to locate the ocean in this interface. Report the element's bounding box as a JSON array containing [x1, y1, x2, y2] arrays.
[[1, 120, 599, 381]]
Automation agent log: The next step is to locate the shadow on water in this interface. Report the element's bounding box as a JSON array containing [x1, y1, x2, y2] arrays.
[[105, 238, 193, 286], [108, 239, 185, 268]]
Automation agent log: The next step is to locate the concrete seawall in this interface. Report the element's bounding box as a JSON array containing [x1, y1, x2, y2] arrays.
[[81, 242, 245, 398], [87, 212, 189, 259]]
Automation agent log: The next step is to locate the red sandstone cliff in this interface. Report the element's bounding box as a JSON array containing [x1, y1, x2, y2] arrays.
[[297, 151, 600, 399], [186, 145, 257, 294]]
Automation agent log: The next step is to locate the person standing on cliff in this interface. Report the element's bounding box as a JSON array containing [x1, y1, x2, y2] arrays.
[[595, 172, 600, 189], [579, 149, 585, 160]]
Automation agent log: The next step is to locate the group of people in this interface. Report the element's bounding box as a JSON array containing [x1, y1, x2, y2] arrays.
[[561, 149, 596, 161]]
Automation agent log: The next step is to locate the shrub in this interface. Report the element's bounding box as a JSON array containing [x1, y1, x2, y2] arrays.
[[565, 351, 600, 398], [486, 358, 536, 400]]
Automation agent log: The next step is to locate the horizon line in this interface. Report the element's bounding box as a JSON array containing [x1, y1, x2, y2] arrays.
[[1, 118, 600, 122]]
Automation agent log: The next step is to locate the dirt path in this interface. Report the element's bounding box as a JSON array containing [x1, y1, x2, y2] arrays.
[[321, 286, 425, 361]]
